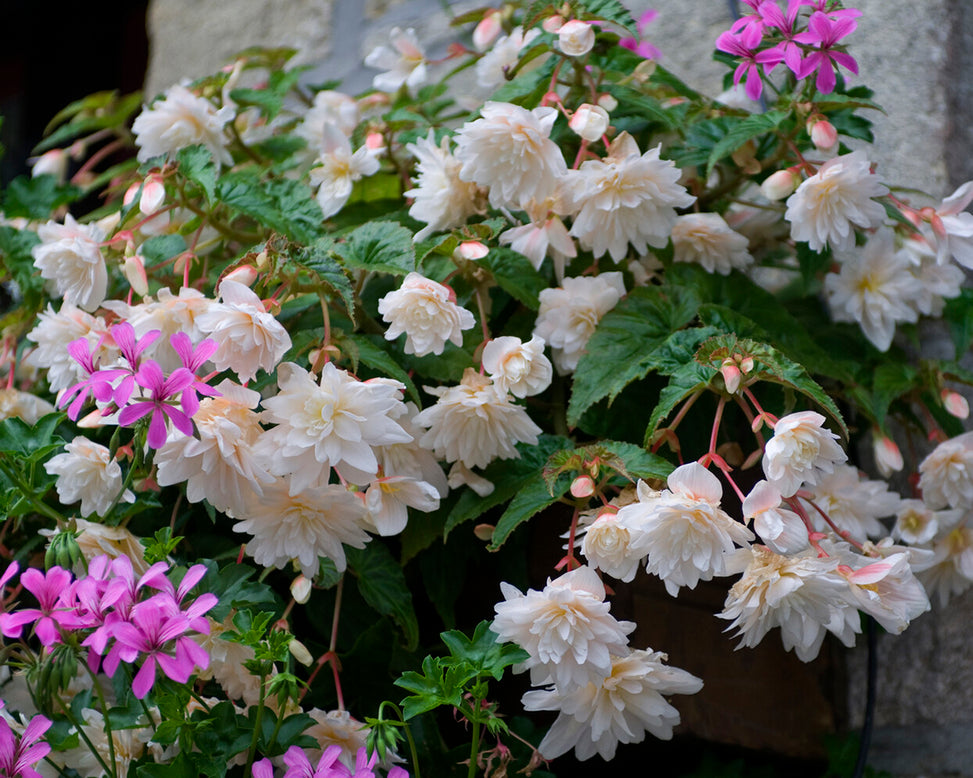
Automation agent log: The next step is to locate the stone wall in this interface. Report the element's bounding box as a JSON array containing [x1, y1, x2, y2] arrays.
[[144, 1, 973, 774]]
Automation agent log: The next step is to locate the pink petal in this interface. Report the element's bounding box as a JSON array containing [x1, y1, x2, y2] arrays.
[[132, 655, 158, 698]]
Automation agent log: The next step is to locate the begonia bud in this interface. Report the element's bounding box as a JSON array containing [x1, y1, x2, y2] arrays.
[[473, 11, 503, 50], [543, 14, 565, 33], [569, 103, 610, 142], [571, 475, 596, 498], [720, 358, 742, 394], [123, 254, 149, 297], [558, 20, 595, 56], [139, 174, 166, 215], [760, 169, 800, 201], [455, 240, 489, 261], [872, 433, 904, 478], [942, 389, 970, 419], [809, 118, 838, 151]]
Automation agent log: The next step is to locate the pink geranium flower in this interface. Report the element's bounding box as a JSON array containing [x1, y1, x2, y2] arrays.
[[793, 11, 858, 94], [619, 9, 661, 60], [715, 25, 783, 101], [0, 567, 82, 646], [0, 711, 52, 778], [117, 359, 196, 448]]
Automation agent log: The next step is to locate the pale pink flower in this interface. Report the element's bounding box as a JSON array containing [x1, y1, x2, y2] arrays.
[[405, 131, 485, 241], [492, 565, 635, 690], [32, 215, 107, 311], [918, 431, 973, 509], [132, 84, 234, 166], [303, 708, 370, 769], [565, 133, 695, 262], [414, 368, 541, 470], [476, 26, 541, 91], [45, 436, 133, 517], [377, 272, 475, 356], [447, 462, 495, 497], [802, 464, 901, 541], [784, 150, 888, 252], [373, 402, 448, 497], [0, 389, 56, 425], [872, 433, 904, 478], [309, 123, 380, 218], [918, 519, 973, 606], [232, 480, 370, 575], [569, 104, 610, 142], [671, 212, 753, 275], [498, 192, 577, 278], [364, 475, 441, 536], [924, 180, 973, 268], [481, 336, 552, 398], [365, 27, 428, 93], [521, 649, 702, 761], [195, 280, 292, 383], [454, 102, 567, 208], [557, 20, 595, 56], [742, 480, 808, 554], [580, 512, 642, 583], [839, 551, 930, 634], [533, 272, 626, 373], [299, 90, 360, 149], [762, 411, 846, 497], [892, 499, 960, 545]]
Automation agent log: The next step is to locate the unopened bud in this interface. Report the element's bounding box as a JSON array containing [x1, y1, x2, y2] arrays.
[[808, 118, 838, 151], [872, 433, 904, 478], [760, 169, 799, 201], [942, 389, 970, 419], [31, 149, 69, 182], [365, 132, 385, 152], [558, 20, 595, 56], [255, 250, 270, 270], [569, 103, 610, 142], [455, 240, 489, 261], [543, 14, 565, 33], [290, 574, 313, 604], [570, 475, 596, 498], [288, 637, 314, 666], [139, 174, 166, 215], [739, 356, 754, 374], [597, 93, 618, 112], [720, 359, 742, 394], [123, 181, 141, 206], [632, 59, 657, 83], [473, 11, 504, 51], [473, 523, 495, 541], [123, 254, 149, 297], [223, 264, 259, 286]]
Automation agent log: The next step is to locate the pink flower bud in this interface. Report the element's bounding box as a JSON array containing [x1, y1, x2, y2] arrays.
[[760, 169, 799, 201], [455, 240, 489, 261], [558, 20, 595, 56], [290, 574, 313, 604], [223, 265, 259, 287], [543, 15, 565, 33], [123, 181, 141, 206], [139, 175, 166, 215], [739, 356, 755, 374], [872, 433, 904, 478], [473, 11, 503, 51], [365, 132, 385, 151], [473, 523, 495, 541], [808, 118, 838, 151], [569, 103, 610, 142], [942, 389, 970, 419], [570, 475, 596, 498], [123, 254, 149, 297], [720, 359, 742, 394], [288, 637, 314, 666], [597, 93, 618, 112], [31, 149, 69, 182]]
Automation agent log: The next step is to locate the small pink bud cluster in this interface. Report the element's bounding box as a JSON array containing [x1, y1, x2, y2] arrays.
[[0, 556, 216, 699], [720, 352, 755, 394]]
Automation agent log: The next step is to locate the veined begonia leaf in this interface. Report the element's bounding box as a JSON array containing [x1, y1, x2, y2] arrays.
[[332, 221, 416, 276], [487, 470, 572, 551], [478, 247, 548, 310], [346, 543, 419, 651], [706, 110, 789, 175], [176, 145, 218, 204]]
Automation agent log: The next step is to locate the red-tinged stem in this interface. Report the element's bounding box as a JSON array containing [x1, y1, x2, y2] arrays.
[[743, 388, 778, 427], [734, 394, 767, 452], [565, 506, 581, 572], [573, 139, 589, 169], [799, 493, 866, 552], [329, 576, 345, 709], [651, 391, 701, 454], [708, 396, 726, 456], [473, 286, 491, 344], [70, 137, 127, 184], [236, 544, 246, 564], [783, 496, 828, 557]]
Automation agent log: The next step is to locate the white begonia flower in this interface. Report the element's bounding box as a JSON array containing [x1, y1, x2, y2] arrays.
[[569, 103, 610, 142], [374, 402, 448, 497], [364, 475, 441, 536], [801, 463, 901, 541], [671, 212, 753, 275], [909, 251, 963, 317], [836, 549, 931, 634], [492, 565, 635, 690], [918, 431, 973, 509], [454, 101, 567, 209], [26, 303, 111, 392], [304, 708, 370, 770], [365, 27, 428, 93], [231, 480, 370, 576], [533, 272, 626, 374], [132, 84, 234, 166], [522, 649, 703, 762], [580, 511, 642, 582], [194, 280, 292, 383], [918, 516, 973, 607], [155, 381, 274, 517], [308, 122, 380, 218], [892, 498, 960, 545], [784, 150, 888, 252], [498, 190, 577, 279], [31, 215, 108, 312], [824, 231, 919, 351], [44, 436, 134, 518], [718, 545, 856, 662], [557, 19, 596, 56], [414, 368, 541, 470], [298, 90, 360, 149], [258, 362, 413, 493], [565, 132, 696, 263], [377, 272, 475, 357], [405, 131, 486, 241], [475, 26, 541, 92], [0, 389, 56, 425], [447, 462, 495, 497], [481, 336, 553, 398], [762, 410, 847, 498], [627, 462, 754, 596], [926, 180, 973, 268], [742, 480, 808, 555]]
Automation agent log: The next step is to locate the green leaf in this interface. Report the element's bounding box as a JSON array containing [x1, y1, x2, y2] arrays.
[[568, 285, 699, 425], [606, 86, 679, 131], [395, 656, 465, 719], [670, 117, 733, 168], [0, 226, 42, 297], [332, 221, 415, 276], [440, 621, 529, 681], [346, 335, 421, 405], [706, 110, 788, 174], [176, 145, 218, 204], [0, 413, 64, 460], [202, 561, 280, 623], [346, 543, 419, 651], [869, 363, 918, 425], [217, 171, 323, 244], [139, 234, 187, 264], [2, 175, 82, 220], [943, 288, 973, 360], [295, 237, 356, 319], [591, 440, 674, 483], [478, 247, 548, 310], [445, 434, 570, 537], [574, 0, 636, 34], [487, 470, 572, 551]]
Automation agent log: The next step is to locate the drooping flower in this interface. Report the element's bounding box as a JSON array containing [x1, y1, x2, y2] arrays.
[[742, 480, 808, 554], [481, 336, 552, 398], [44, 436, 134, 517], [565, 133, 696, 262], [377, 272, 475, 357], [671, 212, 753, 275], [762, 410, 847, 497], [453, 102, 567, 208], [31, 215, 108, 312], [580, 511, 642, 583], [784, 150, 888, 252], [492, 565, 635, 690], [413, 368, 541, 470], [309, 123, 380, 218], [918, 431, 973, 509], [836, 549, 930, 634], [364, 476, 441, 536], [533, 272, 626, 373], [299, 90, 361, 149], [0, 389, 56, 425], [476, 26, 541, 91], [132, 84, 234, 166], [801, 464, 901, 541], [365, 27, 428, 93], [521, 649, 703, 761], [892, 498, 960, 545]]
